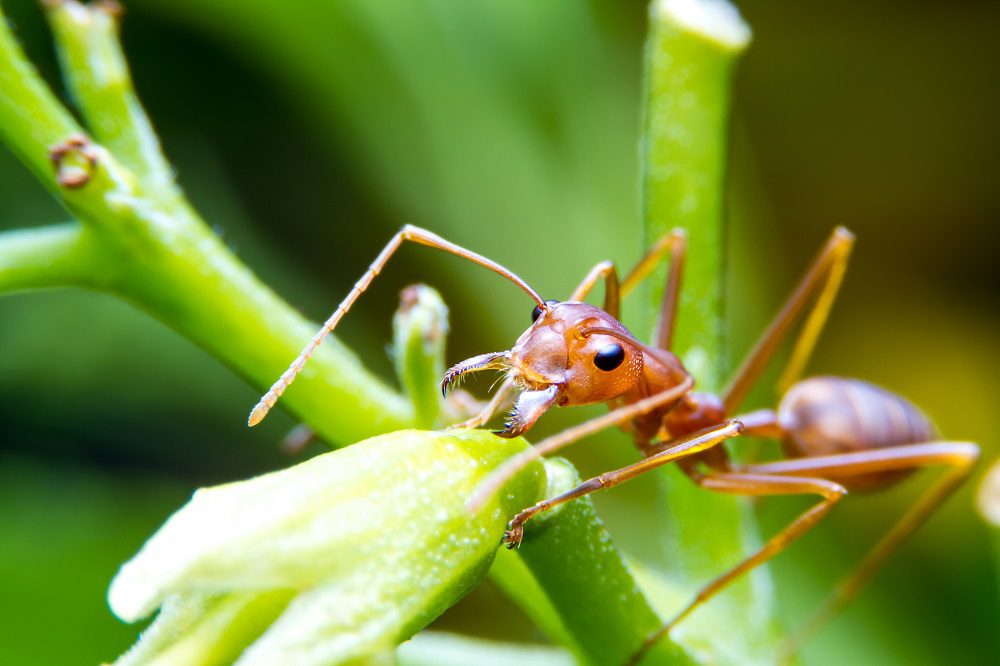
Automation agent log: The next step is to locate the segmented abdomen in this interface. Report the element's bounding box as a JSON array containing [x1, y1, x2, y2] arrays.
[[778, 376, 937, 460]]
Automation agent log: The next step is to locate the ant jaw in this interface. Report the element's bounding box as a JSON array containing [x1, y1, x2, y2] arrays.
[[441, 351, 511, 397], [495, 385, 560, 438]]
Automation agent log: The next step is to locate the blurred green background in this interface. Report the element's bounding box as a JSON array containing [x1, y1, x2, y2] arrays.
[[1, 0, 998, 664]]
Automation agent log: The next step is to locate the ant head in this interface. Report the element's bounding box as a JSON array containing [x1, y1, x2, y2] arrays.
[[442, 300, 644, 438], [514, 301, 645, 404]]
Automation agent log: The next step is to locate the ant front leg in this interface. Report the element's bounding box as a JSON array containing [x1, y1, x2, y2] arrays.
[[447, 380, 517, 430], [467, 375, 697, 512], [570, 260, 621, 318], [503, 419, 744, 548], [570, 227, 689, 324]]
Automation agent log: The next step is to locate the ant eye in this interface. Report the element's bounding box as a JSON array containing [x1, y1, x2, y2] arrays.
[[531, 299, 560, 323], [593, 343, 625, 371]]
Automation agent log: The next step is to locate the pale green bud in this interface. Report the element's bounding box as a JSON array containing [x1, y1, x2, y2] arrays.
[[109, 429, 544, 666], [392, 285, 449, 429]]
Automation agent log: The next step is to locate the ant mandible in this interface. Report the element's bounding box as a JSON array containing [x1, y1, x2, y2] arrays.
[[249, 225, 978, 662]]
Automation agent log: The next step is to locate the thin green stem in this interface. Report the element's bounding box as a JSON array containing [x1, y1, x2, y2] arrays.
[[0, 4, 83, 190], [0, 223, 103, 292], [46, 0, 180, 202]]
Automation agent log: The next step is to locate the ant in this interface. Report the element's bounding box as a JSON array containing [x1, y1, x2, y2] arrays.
[[249, 225, 978, 663]]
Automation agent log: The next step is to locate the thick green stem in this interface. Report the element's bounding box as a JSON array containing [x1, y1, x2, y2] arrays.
[[642, 0, 750, 375], [502, 459, 694, 666], [641, 0, 782, 657], [0, 2, 412, 444]]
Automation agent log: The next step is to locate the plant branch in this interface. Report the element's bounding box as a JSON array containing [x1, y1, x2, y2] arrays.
[[0, 1, 413, 443], [503, 459, 695, 666], [0, 4, 83, 190], [45, 0, 179, 202], [0, 223, 102, 292]]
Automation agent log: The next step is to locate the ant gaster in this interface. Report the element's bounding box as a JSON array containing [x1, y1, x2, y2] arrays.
[[249, 225, 978, 663]]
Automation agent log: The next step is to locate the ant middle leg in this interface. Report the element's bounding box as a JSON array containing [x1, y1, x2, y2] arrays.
[[722, 227, 855, 414]]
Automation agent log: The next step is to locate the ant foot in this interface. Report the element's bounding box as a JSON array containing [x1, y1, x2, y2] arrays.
[[502, 521, 524, 549]]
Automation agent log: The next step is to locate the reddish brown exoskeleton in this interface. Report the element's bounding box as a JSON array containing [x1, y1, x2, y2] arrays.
[[249, 225, 978, 662]]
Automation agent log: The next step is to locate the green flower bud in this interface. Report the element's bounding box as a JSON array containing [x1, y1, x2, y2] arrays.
[[109, 429, 544, 666], [392, 285, 449, 429]]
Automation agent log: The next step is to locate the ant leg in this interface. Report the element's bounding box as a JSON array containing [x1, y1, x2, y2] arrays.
[[467, 374, 697, 511], [280, 423, 316, 455], [249, 225, 545, 426], [503, 420, 745, 548], [722, 227, 855, 414], [448, 379, 516, 430], [739, 442, 979, 661], [620, 228, 687, 350], [630, 472, 849, 666], [570, 260, 621, 318]]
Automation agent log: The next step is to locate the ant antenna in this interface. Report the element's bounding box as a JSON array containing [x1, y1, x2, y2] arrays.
[[249, 226, 545, 427]]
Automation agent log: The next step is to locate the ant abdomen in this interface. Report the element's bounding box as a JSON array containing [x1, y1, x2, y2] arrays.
[[778, 376, 937, 490]]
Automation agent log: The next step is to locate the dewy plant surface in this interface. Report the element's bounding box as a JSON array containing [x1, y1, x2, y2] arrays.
[[0, 0, 789, 664]]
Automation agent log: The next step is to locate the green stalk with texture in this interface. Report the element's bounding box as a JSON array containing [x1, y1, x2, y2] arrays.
[[641, 0, 783, 658]]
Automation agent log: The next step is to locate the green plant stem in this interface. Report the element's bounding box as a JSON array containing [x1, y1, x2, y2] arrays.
[[0, 223, 99, 290], [0, 5, 81, 190], [47, 0, 179, 201], [508, 459, 694, 666], [642, 0, 750, 376], [0, 1, 413, 444], [641, 0, 782, 657]]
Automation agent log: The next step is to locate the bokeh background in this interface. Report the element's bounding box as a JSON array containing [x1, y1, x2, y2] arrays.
[[1, 0, 998, 664]]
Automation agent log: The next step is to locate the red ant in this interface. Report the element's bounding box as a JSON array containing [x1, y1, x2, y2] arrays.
[[249, 225, 978, 662]]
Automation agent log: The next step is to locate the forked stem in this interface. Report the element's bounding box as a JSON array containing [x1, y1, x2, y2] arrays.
[[0, 1, 412, 444]]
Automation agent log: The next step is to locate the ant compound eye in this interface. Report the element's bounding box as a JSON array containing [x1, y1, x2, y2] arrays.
[[593, 343, 625, 371], [531, 299, 561, 323]]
